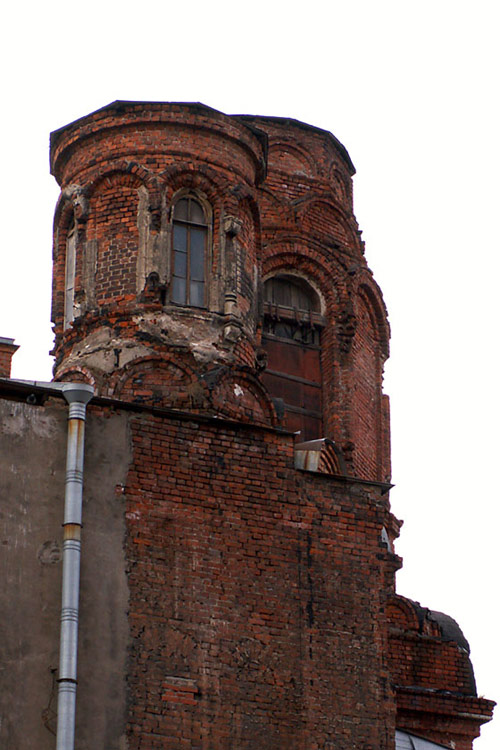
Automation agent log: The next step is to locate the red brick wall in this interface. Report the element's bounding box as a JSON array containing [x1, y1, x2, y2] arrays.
[[389, 631, 474, 692], [44, 102, 494, 748], [387, 596, 476, 695], [396, 688, 494, 750], [0, 349, 12, 377], [252, 116, 390, 479], [89, 173, 142, 306], [49, 102, 391, 483], [351, 293, 383, 480], [386, 596, 495, 748], [0, 341, 18, 377], [123, 411, 396, 749]]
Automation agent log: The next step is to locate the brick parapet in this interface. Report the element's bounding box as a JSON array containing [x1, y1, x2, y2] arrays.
[[395, 686, 495, 750], [386, 594, 495, 747]]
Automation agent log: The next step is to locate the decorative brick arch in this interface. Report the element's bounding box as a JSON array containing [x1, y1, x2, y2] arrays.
[[54, 365, 97, 388], [82, 160, 156, 197], [267, 140, 316, 177], [53, 184, 89, 235], [84, 171, 147, 308], [258, 183, 291, 212], [349, 279, 389, 480], [327, 163, 353, 202], [55, 193, 79, 233], [87, 169, 144, 198], [294, 194, 362, 251], [237, 193, 262, 254], [387, 595, 421, 631], [52, 198, 76, 286], [261, 242, 347, 316], [108, 355, 209, 411], [259, 256, 332, 441], [210, 368, 277, 427], [52, 197, 79, 327], [261, 244, 348, 368], [355, 277, 390, 360], [160, 164, 237, 215], [79, 161, 160, 237]]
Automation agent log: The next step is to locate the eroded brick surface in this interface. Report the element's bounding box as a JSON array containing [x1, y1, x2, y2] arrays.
[[124, 413, 395, 749], [50, 102, 390, 482], [35, 101, 494, 749]]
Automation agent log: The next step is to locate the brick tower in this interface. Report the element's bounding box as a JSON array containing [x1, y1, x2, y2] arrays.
[[50, 102, 390, 481], [33, 101, 493, 748]]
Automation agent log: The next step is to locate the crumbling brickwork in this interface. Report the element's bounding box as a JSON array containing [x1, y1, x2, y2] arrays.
[[386, 596, 494, 749], [0, 101, 492, 749], [124, 411, 396, 748], [49, 102, 390, 482]]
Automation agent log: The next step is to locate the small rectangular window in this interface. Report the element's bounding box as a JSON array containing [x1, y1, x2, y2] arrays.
[[171, 196, 208, 307]]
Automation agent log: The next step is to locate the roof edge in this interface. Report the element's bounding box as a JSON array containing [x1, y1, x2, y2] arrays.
[[236, 113, 356, 175], [50, 100, 268, 156]]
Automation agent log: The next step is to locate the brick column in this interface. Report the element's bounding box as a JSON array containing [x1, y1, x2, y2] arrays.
[[0, 337, 19, 377]]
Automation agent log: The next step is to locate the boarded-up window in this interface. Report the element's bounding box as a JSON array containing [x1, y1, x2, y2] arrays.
[[171, 197, 207, 307], [261, 276, 324, 441], [64, 218, 76, 329]]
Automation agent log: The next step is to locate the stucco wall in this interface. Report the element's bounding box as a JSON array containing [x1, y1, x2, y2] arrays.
[[0, 396, 131, 749]]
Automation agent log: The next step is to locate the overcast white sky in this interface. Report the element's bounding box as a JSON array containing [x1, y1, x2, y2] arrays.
[[1, 1, 499, 747]]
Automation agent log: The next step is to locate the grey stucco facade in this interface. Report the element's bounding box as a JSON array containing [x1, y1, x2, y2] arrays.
[[0, 394, 131, 749]]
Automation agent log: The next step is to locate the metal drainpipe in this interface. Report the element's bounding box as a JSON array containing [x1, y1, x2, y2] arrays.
[[56, 383, 94, 750]]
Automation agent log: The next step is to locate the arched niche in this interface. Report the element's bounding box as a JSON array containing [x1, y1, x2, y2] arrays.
[[267, 142, 315, 177], [260, 274, 326, 441], [86, 171, 145, 306], [109, 355, 207, 410], [169, 192, 212, 309], [210, 369, 277, 427]]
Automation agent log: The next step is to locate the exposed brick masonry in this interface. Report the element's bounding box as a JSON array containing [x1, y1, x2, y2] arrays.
[[50, 102, 390, 482], [0, 338, 19, 377], [40, 101, 494, 748], [124, 412, 395, 749]]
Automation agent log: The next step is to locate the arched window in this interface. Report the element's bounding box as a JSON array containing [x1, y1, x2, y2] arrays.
[[261, 275, 325, 441], [171, 196, 208, 307], [64, 216, 76, 328]]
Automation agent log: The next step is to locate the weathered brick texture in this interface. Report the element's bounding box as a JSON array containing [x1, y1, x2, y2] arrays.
[[39, 101, 494, 748], [50, 101, 390, 482], [386, 596, 494, 748], [124, 412, 395, 749], [0, 338, 18, 377]]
